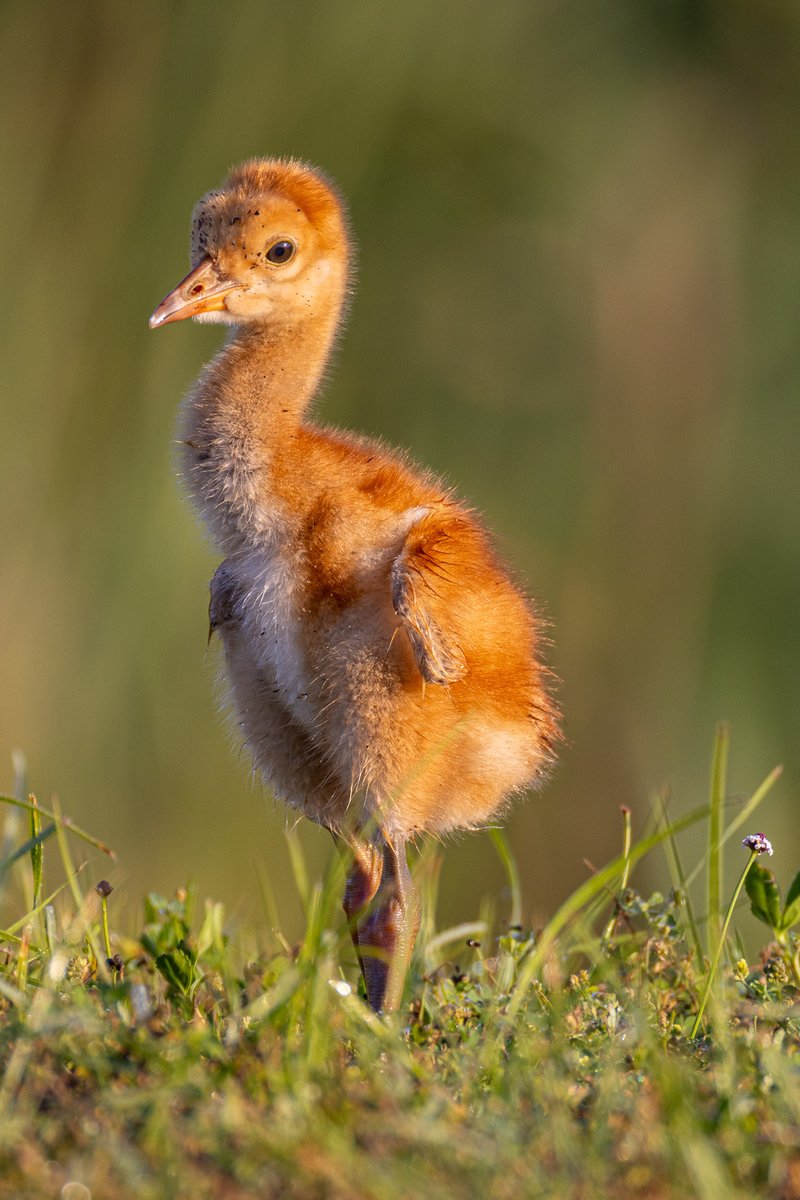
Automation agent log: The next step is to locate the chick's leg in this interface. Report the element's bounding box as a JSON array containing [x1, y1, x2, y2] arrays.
[[342, 834, 419, 1014]]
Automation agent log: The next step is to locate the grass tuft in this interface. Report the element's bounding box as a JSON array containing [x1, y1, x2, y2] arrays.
[[0, 735, 799, 1199]]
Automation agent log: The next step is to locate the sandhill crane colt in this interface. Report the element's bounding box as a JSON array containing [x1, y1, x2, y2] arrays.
[[149, 158, 559, 1012]]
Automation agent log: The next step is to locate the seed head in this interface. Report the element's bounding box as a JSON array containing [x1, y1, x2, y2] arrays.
[[742, 833, 773, 856], [95, 880, 113, 897]]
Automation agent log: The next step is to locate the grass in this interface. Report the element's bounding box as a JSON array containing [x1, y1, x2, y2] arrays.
[[1, 730, 799, 1200]]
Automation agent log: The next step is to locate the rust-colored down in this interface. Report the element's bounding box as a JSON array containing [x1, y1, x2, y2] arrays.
[[150, 157, 560, 1012]]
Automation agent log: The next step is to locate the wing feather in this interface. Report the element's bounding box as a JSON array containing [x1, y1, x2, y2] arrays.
[[391, 515, 468, 686]]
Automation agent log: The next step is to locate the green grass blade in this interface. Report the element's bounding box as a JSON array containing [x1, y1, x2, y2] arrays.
[[284, 828, 310, 916], [504, 803, 711, 1018], [11, 751, 28, 802], [488, 827, 522, 928], [52, 795, 86, 911], [0, 824, 56, 879], [43, 906, 57, 957], [254, 860, 284, 942], [721, 764, 783, 845], [707, 722, 729, 952], [0, 794, 116, 858], [424, 921, 488, 969], [0, 928, 26, 947], [28, 795, 43, 912], [0, 977, 27, 1009], [653, 788, 704, 962], [602, 805, 633, 940], [243, 965, 303, 1021], [5, 875, 83, 938], [415, 844, 444, 955], [683, 763, 782, 891]]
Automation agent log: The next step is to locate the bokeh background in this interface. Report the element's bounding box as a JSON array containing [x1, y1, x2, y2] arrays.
[[2, 0, 799, 941]]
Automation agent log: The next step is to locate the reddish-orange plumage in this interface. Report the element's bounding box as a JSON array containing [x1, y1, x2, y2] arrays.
[[150, 157, 559, 1011]]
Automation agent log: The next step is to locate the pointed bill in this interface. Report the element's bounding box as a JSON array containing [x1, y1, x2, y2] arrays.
[[149, 257, 236, 328]]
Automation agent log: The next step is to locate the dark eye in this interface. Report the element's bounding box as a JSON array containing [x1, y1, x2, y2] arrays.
[[266, 239, 296, 264]]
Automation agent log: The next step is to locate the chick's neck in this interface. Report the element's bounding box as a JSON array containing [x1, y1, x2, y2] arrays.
[[210, 305, 341, 434], [179, 297, 343, 547]]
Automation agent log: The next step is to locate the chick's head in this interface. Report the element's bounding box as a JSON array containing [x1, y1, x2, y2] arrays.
[[150, 158, 351, 330]]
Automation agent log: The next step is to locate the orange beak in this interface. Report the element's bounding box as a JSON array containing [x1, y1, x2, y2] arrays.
[[149, 257, 237, 329]]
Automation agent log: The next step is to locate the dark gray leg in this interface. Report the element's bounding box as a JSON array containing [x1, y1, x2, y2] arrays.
[[341, 833, 420, 1013]]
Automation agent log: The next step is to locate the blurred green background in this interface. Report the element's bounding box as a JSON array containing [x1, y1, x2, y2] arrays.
[[2, 0, 799, 940]]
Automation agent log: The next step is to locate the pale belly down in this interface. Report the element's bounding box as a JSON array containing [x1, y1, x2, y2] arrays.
[[208, 562, 352, 820], [209, 553, 543, 840]]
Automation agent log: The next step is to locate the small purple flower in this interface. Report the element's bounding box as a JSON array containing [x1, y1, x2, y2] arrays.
[[742, 833, 773, 856]]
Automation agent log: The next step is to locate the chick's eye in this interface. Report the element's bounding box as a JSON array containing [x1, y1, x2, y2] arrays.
[[266, 239, 296, 264]]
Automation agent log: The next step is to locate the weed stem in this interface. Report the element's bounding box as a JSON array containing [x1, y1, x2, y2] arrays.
[[603, 806, 632, 941], [690, 849, 758, 1039]]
